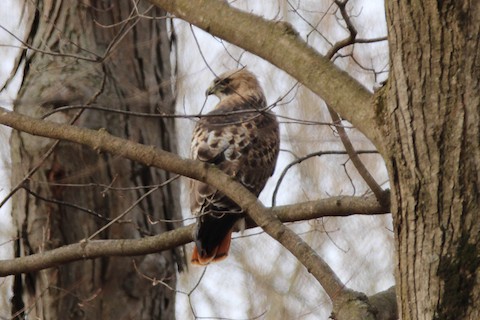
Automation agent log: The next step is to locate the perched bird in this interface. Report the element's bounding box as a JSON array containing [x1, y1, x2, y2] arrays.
[[190, 68, 280, 265]]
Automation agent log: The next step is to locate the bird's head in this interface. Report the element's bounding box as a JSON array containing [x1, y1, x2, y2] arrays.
[[205, 68, 261, 100]]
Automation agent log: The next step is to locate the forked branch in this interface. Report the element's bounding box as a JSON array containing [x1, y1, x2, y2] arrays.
[[0, 107, 389, 303]]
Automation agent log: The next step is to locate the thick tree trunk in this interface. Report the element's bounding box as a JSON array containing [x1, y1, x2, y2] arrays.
[[383, 1, 479, 319], [10, 1, 182, 319]]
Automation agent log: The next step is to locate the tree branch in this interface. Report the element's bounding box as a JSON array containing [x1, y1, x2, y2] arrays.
[[321, 1, 387, 205], [0, 194, 388, 277], [272, 149, 379, 206], [328, 108, 388, 205], [0, 107, 389, 302], [149, 0, 380, 146]]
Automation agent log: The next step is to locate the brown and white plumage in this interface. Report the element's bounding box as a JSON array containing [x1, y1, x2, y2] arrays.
[[190, 69, 280, 265]]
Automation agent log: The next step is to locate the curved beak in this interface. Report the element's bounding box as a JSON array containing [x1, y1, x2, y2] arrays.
[[205, 85, 216, 97]]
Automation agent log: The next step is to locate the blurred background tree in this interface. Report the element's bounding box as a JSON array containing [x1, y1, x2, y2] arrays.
[[2, 1, 183, 318]]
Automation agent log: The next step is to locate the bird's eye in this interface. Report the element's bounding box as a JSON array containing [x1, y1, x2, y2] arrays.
[[215, 78, 231, 87]]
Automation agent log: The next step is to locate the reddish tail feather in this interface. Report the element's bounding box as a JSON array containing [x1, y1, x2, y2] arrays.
[[191, 230, 233, 265]]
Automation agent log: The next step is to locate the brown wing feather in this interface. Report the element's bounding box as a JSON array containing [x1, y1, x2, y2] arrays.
[[190, 96, 279, 213], [190, 70, 279, 265]]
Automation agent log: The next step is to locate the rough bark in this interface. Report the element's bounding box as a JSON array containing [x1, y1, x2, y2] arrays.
[[10, 1, 182, 319], [383, 1, 480, 319]]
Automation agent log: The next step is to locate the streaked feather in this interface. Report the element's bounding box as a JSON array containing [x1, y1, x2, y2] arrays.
[[190, 69, 279, 265]]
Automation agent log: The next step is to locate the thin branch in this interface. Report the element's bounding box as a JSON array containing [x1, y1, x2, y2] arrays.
[[355, 36, 387, 44], [87, 175, 179, 240], [325, 0, 357, 59], [286, 0, 335, 45], [327, 108, 387, 204], [0, 24, 99, 62], [272, 149, 378, 206], [22, 186, 112, 222], [189, 24, 216, 76], [0, 1, 167, 69], [41, 103, 274, 120]]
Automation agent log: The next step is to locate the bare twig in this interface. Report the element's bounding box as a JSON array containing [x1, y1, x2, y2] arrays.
[[0, 24, 99, 62], [325, 0, 357, 59], [22, 186, 113, 222], [189, 24, 217, 76], [87, 175, 179, 240], [272, 150, 378, 206], [327, 108, 387, 204]]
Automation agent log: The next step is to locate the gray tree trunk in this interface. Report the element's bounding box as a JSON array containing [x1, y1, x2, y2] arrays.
[[383, 1, 479, 319], [10, 1, 183, 319]]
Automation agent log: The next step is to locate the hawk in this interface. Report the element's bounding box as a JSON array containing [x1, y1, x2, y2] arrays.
[[190, 69, 280, 265]]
